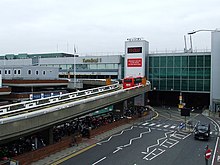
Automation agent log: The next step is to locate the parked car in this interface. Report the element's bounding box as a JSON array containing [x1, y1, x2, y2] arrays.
[[194, 123, 210, 140]]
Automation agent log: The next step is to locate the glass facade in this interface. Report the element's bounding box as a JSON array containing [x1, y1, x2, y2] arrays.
[[149, 54, 211, 92]]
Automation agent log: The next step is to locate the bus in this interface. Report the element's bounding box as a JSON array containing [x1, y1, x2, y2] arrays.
[[122, 76, 144, 89]]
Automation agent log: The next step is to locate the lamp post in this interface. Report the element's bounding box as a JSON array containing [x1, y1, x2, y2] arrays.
[[188, 29, 220, 112]]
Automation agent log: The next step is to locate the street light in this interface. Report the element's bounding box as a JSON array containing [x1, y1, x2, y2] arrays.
[[188, 29, 220, 112], [187, 29, 219, 35]]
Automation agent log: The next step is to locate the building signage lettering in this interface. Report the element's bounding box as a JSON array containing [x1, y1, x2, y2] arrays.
[[127, 58, 142, 67], [83, 58, 102, 63], [127, 47, 142, 53]]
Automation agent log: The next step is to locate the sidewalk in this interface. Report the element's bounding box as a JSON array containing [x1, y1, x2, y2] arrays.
[[31, 114, 153, 165]]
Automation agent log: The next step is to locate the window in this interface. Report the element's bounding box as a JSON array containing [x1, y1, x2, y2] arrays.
[[18, 70, 21, 75], [181, 56, 188, 67], [181, 80, 188, 91], [205, 56, 211, 67], [14, 70, 17, 74], [160, 68, 166, 78], [160, 57, 166, 67], [28, 70, 32, 75], [189, 80, 196, 91], [42, 71, 46, 75], [0, 70, 1, 74], [36, 70, 39, 75], [174, 56, 181, 67], [5, 70, 7, 74], [197, 56, 204, 67], [167, 56, 173, 67], [8, 70, 11, 74], [189, 56, 196, 67], [153, 57, 159, 67]]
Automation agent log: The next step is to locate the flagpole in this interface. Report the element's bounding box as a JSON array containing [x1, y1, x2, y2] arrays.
[[74, 45, 76, 89]]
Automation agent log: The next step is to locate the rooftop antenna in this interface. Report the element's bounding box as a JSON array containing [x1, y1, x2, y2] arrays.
[[189, 35, 193, 53], [184, 35, 187, 53]]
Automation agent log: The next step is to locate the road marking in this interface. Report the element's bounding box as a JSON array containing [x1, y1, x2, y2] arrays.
[[92, 157, 106, 165], [149, 123, 156, 126], [113, 146, 122, 153], [207, 116, 220, 165], [113, 128, 151, 153], [170, 125, 176, 129], [163, 124, 170, 128], [143, 148, 165, 161], [142, 122, 149, 126], [97, 126, 134, 145], [212, 136, 219, 165], [51, 144, 96, 165], [145, 131, 174, 153], [156, 124, 162, 127]]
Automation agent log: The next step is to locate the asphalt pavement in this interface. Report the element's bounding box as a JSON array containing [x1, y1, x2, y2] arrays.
[[32, 108, 220, 165], [32, 111, 155, 165]]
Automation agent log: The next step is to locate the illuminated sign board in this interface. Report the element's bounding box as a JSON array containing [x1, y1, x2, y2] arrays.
[[127, 47, 142, 53], [127, 58, 142, 67]]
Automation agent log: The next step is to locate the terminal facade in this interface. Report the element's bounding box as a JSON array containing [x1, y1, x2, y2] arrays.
[[0, 34, 219, 111]]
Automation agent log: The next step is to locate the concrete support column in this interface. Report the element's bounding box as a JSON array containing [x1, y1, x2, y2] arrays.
[[134, 93, 147, 107], [48, 127, 54, 145], [113, 101, 124, 118]]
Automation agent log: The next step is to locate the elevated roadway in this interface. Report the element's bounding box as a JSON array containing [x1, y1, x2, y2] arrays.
[[0, 84, 150, 143]]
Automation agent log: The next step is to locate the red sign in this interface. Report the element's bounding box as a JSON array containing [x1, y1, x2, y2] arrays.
[[205, 149, 211, 159], [127, 58, 142, 67]]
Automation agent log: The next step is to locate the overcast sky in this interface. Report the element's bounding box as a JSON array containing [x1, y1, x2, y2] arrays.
[[0, 0, 219, 55]]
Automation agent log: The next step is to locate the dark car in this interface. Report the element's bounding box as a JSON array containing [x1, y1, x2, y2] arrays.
[[194, 123, 210, 140]]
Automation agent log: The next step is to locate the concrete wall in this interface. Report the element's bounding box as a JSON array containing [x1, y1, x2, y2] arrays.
[[211, 31, 220, 111]]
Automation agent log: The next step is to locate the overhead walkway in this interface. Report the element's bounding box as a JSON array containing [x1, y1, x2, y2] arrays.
[[0, 83, 150, 142]]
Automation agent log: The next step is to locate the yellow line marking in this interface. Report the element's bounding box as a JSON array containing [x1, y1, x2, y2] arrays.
[[51, 144, 97, 165]]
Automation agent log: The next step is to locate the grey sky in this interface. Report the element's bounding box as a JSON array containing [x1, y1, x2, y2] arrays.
[[0, 0, 219, 55]]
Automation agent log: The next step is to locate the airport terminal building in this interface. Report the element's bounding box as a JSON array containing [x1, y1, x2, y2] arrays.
[[0, 34, 219, 111]]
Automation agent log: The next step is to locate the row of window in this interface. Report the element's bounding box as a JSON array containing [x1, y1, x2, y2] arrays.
[[149, 55, 211, 68], [42, 64, 119, 70], [27, 70, 46, 75], [149, 68, 211, 79], [0, 69, 21, 75], [151, 79, 210, 91], [0, 69, 47, 75]]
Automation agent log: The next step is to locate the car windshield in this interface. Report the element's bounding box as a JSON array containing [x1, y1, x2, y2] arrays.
[[197, 125, 209, 131]]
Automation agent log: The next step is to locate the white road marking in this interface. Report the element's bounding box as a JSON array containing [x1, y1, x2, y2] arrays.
[[143, 148, 166, 161], [92, 157, 106, 165], [113, 128, 151, 153], [156, 124, 162, 127], [149, 123, 156, 126], [170, 125, 176, 129], [212, 137, 219, 165], [113, 146, 122, 153], [163, 124, 170, 128], [142, 122, 149, 126], [97, 126, 134, 145], [145, 131, 174, 153]]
